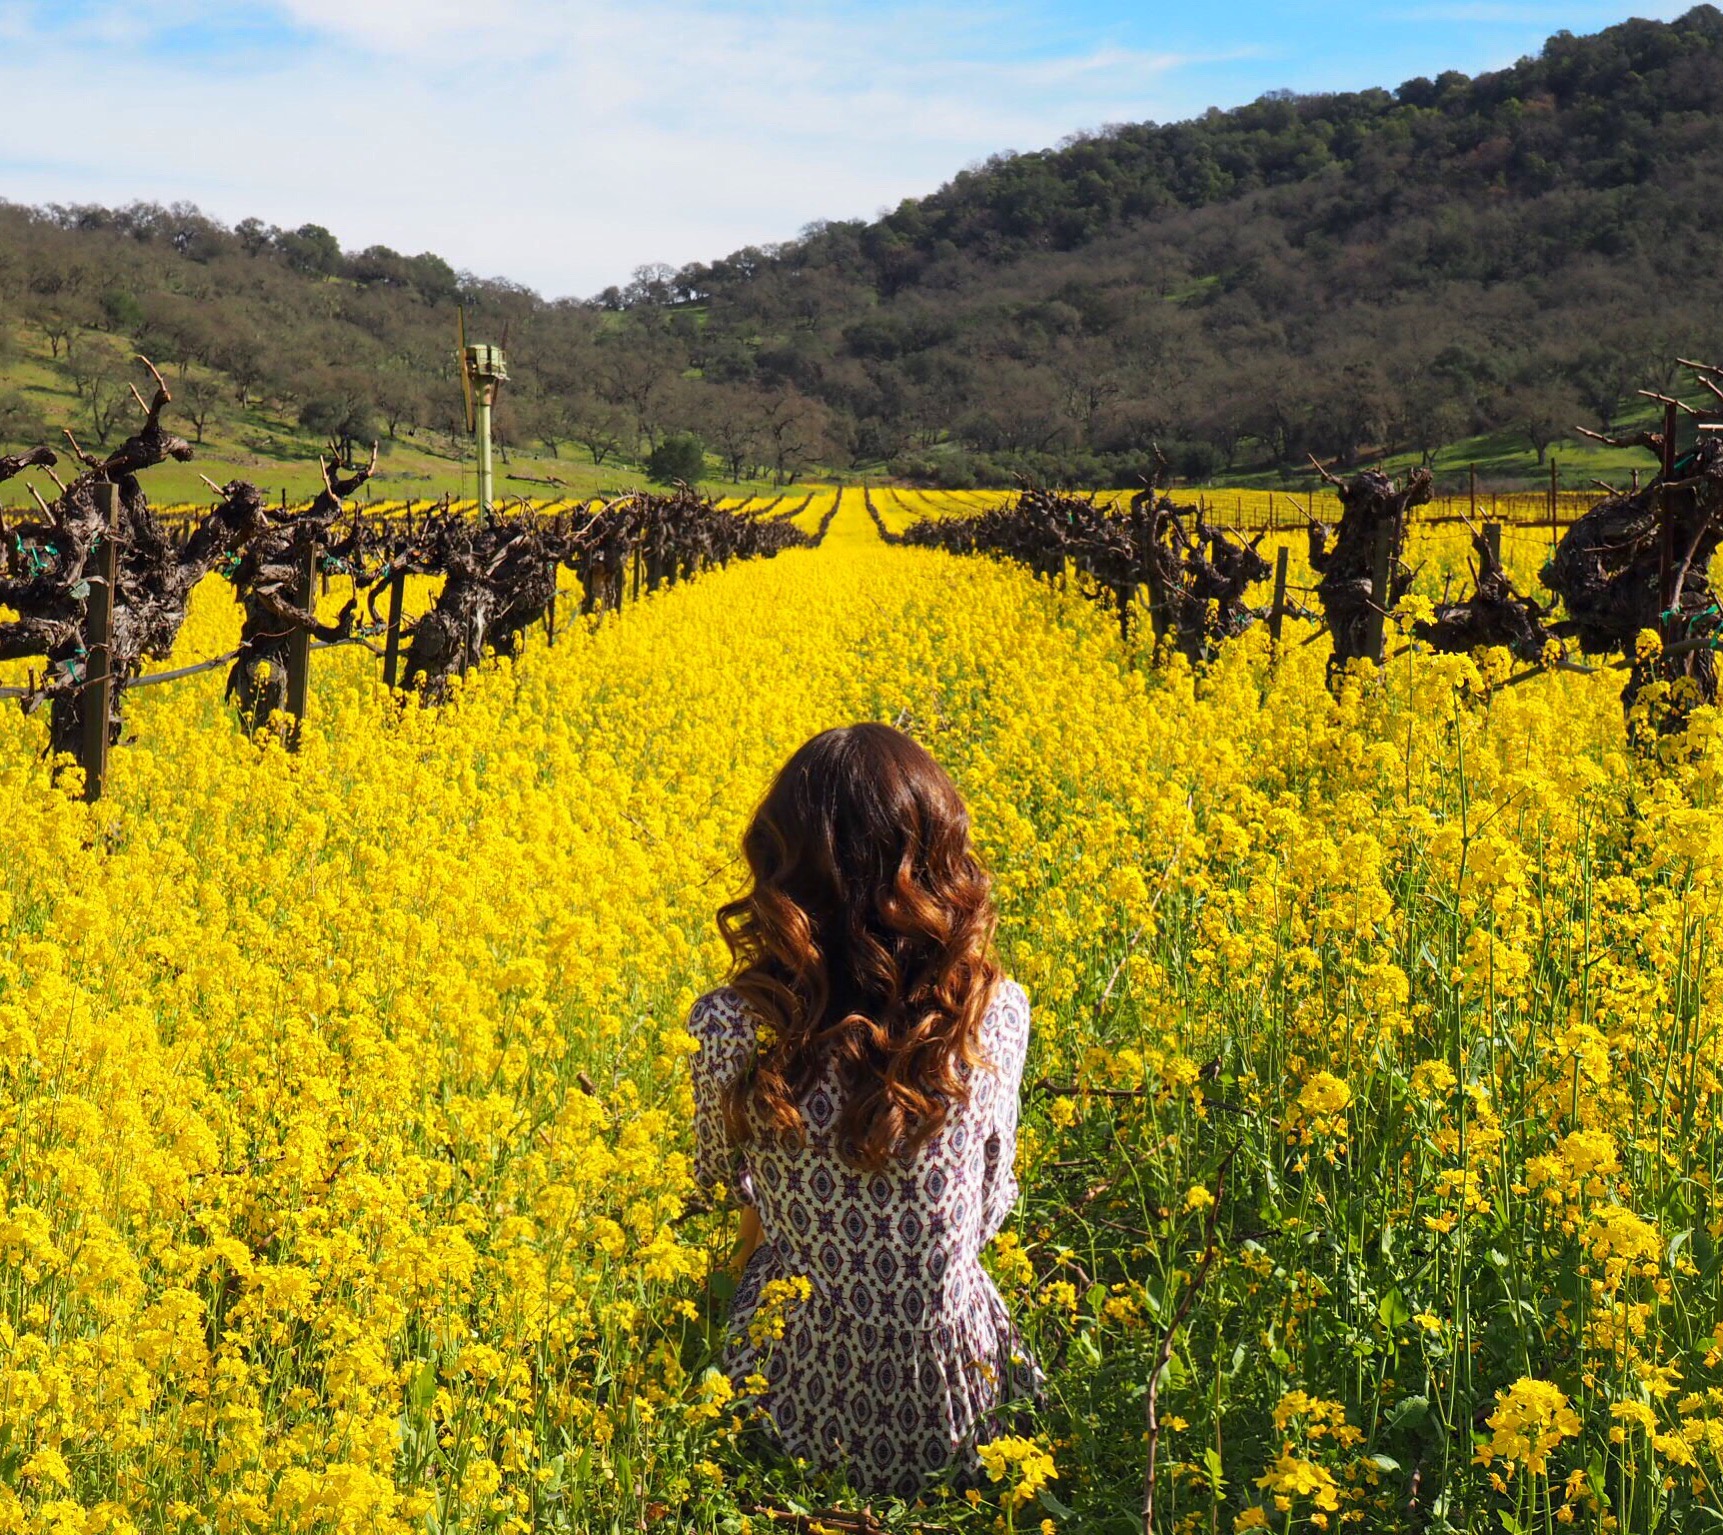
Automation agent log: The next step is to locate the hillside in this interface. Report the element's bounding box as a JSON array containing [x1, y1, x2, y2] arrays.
[[5, 6, 1723, 493], [670, 3, 1723, 487]]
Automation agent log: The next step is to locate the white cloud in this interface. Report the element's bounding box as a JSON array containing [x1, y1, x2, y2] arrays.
[[0, 0, 1216, 295]]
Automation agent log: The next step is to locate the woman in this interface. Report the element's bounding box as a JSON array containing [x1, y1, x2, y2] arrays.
[[689, 723, 1038, 1498]]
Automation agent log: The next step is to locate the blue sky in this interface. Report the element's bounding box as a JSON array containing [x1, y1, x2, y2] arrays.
[[0, 0, 1692, 296]]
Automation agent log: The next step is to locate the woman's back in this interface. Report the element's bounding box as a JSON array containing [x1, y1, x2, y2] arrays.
[[693, 977, 1029, 1325], [691, 976, 1035, 1495]]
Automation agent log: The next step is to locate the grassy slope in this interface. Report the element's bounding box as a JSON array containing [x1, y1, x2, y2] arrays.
[[0, 327, 820, 509], [4, 320, 1671, 507], [1208, 410, 1673, 492]]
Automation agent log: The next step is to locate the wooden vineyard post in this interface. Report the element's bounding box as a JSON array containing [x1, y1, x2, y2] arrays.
[[75, 481, 120, 801], [1469, 463, 1477, 522], [1660, 399, 1680, 647], [1660, 490, 1677, 647], [1483, 522, 1502, 565], [1549, 458, 1559, 548], [1269, 545, 1290, 644], [285, 541, 316, 748], [1366, 520, 1394, 665], [546, 560, 559, 646], [382, 571, 407, 688]]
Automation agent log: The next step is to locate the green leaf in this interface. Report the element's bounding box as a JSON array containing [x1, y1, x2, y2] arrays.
[[1384, 1395, 1429, 1433], [1369, 1453, 1401, 1473], [1037, 1488, 1076, 1519], [1378, 1288, 1411, 1329], [410, 1359, 436, 1414]]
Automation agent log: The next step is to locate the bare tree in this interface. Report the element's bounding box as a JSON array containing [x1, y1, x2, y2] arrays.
[[180, 373, 223, 445], [698, 388, 766, 481], [758, 388, 830, 486], [573, 394, 630, 468], [212, 326, 269, 409], [64, 343, 131, 447], [1508, 380, 1582, 465]]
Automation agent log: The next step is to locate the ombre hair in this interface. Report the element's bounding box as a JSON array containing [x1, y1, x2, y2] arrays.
[[717, 723, 1001, 1172]]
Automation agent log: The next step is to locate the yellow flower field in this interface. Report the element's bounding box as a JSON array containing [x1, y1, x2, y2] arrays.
[[0, 489, 1718, 1531]]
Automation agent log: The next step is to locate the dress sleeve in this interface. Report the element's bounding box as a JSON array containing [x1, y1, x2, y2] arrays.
[[689, 990, 757, 1208], [978, 981, 1031, 1245]]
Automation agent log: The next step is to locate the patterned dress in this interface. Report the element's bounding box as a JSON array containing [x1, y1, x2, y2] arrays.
[[689, 980, 1039, 1497]]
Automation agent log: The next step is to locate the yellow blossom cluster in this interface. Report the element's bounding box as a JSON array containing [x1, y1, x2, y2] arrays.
[[1, 491, 1722, 1532]]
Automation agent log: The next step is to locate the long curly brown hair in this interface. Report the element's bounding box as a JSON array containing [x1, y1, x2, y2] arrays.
[[717, 723, 1001, 1172]]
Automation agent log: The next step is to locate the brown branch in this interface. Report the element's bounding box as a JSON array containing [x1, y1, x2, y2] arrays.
[[61, 427, 101, 472], [1637, 389, 1701, 416], [0, 447, 57, 485], [1306, 453, 1345, 488], [1574, 425, 1665, 458], [322, 440, 379, 501]]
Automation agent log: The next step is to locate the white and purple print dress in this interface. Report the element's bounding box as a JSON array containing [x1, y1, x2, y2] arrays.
[[689, 980, 1039, 1497]]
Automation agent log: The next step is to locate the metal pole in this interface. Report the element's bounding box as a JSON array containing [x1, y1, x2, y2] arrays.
[[78, 482, 119, 801], [476, 390, 494, 514], [286, 542, 315, 747]]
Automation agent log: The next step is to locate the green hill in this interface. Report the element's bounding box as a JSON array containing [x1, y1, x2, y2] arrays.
[[6, 6, 1723, 495]]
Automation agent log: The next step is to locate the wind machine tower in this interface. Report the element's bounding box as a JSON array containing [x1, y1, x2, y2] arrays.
[[458, 309, 508, 512]]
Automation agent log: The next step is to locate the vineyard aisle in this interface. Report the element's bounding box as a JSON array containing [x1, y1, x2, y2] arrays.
[[0, 481, 1705, 1531]]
